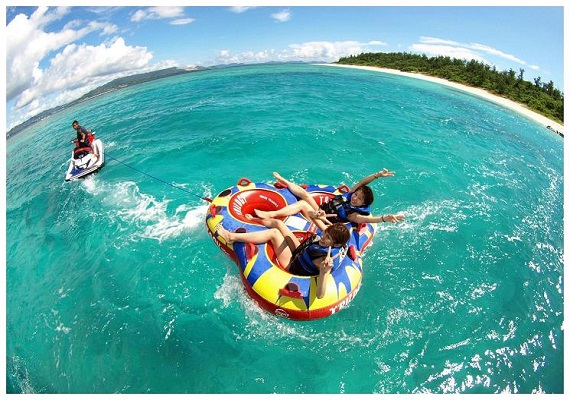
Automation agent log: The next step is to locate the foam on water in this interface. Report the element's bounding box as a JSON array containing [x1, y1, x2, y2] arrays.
[[81, 177, 209, 243]]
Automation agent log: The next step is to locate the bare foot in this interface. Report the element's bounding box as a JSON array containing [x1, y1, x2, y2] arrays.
[[253, 208, 274, 219], [215, 224, 234, 244], [273, 172, 289, 186]]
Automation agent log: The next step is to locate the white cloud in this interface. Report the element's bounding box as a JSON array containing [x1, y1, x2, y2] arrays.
[[468, 43, 525, 64], [230, 6, 256, 14], [14, 37, 153, 115], [130, 9, 147, 22], [271, 9, 291, 22], [170, 18, 195, 25], [6, 6, 118, 102], [289, 41, 363, 59], [6, 7, 156, 130], [130, 6, 186, 22], [419, 36, 460, 46], [368, 40, 388, 46], [151, 6, 185, 19], [411, 36, 531, 68], [100, 22, 119, 35], [409, 44, 488, 64], [215, 40, 387, 65]]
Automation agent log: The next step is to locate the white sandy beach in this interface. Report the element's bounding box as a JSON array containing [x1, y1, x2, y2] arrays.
[[318, 63, 564, 135]]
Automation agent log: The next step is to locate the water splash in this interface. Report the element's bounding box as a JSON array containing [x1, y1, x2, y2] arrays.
[[81, 178, 209, 242]]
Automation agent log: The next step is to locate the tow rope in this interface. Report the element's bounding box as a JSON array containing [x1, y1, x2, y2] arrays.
[[106, 154, 212, 203]]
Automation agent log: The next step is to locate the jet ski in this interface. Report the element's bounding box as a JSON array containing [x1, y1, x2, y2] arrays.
[[64, 133, 105, 181]]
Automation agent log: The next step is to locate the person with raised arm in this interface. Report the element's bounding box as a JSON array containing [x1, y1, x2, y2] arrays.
[[255, 170, 404, 227], [216, 219, 349, 299]]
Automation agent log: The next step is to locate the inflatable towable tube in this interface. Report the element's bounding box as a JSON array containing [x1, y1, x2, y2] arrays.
[[205, 178, 376, 320]]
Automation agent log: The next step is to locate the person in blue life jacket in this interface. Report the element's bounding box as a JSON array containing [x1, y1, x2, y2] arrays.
[[216, 220, 350, 299], [254, 171, 404, 230]]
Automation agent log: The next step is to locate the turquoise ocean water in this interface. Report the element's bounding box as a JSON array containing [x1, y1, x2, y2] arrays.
[[6, 64, 563, 394]]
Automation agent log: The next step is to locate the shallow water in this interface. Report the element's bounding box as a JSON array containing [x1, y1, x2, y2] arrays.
[[6, 63, 563, 394]]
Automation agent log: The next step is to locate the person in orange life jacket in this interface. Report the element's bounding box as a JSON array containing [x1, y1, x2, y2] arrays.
[[216, 220, 350, 299], [254, 171, 404, 227]]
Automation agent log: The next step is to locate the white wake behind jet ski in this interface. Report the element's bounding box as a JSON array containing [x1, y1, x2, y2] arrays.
[[64, 134, 105, 181]]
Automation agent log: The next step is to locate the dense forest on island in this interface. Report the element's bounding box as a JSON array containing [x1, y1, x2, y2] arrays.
[[337, 52, 563, 124]]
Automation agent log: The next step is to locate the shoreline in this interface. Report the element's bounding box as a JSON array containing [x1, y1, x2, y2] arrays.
[[316, 63, 564, 135]]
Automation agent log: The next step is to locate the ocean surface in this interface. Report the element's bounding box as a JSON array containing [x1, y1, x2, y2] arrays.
[[5, 63, 563, 394]]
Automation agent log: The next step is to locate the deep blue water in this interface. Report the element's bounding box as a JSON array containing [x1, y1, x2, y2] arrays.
[[6, 63, 563, 394]]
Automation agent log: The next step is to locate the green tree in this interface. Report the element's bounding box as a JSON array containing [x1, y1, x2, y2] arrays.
[[336, 52, 563, 124]]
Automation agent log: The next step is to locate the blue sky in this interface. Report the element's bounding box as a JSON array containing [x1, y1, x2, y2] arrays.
[[4, 3, 566, 131]]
